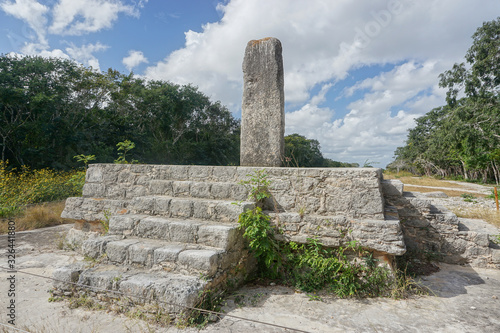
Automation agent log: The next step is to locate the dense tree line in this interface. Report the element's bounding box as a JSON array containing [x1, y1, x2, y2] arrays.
[[0, 55, 240, 169], [285, 133, 359, 168], [389, 18, 500, 184], [0, 55, 357, 170]]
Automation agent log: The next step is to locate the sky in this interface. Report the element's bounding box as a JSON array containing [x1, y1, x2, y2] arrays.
[[1, 0, 499, 168]]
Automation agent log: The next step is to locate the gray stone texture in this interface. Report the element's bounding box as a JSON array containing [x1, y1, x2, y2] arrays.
[[384, 186, 500, 268], [56, 163, 414, 317], [241, 37, 285, 167]]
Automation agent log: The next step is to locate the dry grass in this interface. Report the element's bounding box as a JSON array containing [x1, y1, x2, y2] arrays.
[[384, 173, 466, 189], [452, 207, 500, 227], [402, 185, 487, 198], [0, 201, 71, 234]]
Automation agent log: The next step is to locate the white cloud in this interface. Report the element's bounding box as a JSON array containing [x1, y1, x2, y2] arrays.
[[144, 0, 499, 166], [49, 0, 137, 35], [0, 0, 49, 46], [65, 42, 108, 70], [122, 50, 148, 71], [285, 60, 455, 166]]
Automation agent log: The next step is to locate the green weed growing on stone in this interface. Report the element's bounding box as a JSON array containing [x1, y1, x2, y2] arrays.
[[460, 193, 477, 202], [238, 206, 282, 278], [73, 154, 96, 170], [236, 170, 395, 297], [100, 209, 111, 234], [239, 169, 272, 205], [114, 140, 138, 164]]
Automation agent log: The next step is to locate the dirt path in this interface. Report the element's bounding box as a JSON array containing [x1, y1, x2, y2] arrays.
[[1, 222, 500, 333]]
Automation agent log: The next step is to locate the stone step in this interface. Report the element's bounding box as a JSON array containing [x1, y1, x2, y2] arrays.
[[128, 196, 254, 223], [83, 237, 224, 276], [53, 263, 207, 315], [82, 179, 251, 201], [61, 197, 128, 221], [147, 180, 249, 201], [108, 214, 243, 249], [267, 211, 406, 255]]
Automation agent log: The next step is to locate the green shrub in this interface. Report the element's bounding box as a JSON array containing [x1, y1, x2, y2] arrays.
[[237, 170, 394, 297], [0, 160, 84, 217]]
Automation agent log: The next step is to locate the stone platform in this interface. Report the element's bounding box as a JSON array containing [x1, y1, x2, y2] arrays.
[[52, 164, 407, 316]]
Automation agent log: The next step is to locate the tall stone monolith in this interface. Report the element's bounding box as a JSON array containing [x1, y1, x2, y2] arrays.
[[240, 37, 285, 167]]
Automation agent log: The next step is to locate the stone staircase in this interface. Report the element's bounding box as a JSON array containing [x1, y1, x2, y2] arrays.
[[52, 166, 258, 316], [383, 179, 500, 268], [53, 164, 410, 317]]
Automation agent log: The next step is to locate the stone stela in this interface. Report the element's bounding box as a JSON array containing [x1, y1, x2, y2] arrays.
[[240, 37, 285, 167]]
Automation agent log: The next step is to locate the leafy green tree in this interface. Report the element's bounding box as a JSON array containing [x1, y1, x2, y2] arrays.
[[391, 18, 500, 183], [0, 55, 241, 169], [284, 134, 324, 167]]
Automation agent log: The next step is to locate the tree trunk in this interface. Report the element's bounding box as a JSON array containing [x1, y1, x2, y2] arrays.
[[461, 160, 468, 180]]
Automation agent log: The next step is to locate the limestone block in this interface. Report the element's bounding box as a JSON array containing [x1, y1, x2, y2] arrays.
[[82, 183, 105, 197], [105, 184, 127, 198], [188, 166, 213, 180], [491, 248, 500, 264], [210, 183, 231, 199], [118, 273, 155, 298], [213, 166, 237, 182], [106, 239, 140, 263], [215, 201, 252, 222], [192, 201, 217, 220], [154, 244, 186, 264], [168, 221, 200, 244], [154, 196, 171, 214], [130, 196, 155, 213], [125, 185, 147, 199], [169, 199, 193, 218], [197, 224, 239, 249], [82, 235, 120, 258], [136, 217, 170, 240], [52, 262, 87, 289], [128, 241, 163, 267], [109, 215, 143, 235], [86, 165, 103, 183], [151, 275, 206, 311], [382, 179, 404, 196], [172, 181, 191, 196], [61, 197, 84, 219], [117, 170, 134, 184], [178, 250, 221, 275], [240, 37, 285, 167], [78, 267, 121, 290], [230, 184, 249, 201], [170, 165, 189, 180], [190, 182, 211, 198], [149, 180, 173, 196]]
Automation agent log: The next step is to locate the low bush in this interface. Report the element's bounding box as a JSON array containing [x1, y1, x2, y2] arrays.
[[0, 160, 84, 218], [237, 170, 397, 298]]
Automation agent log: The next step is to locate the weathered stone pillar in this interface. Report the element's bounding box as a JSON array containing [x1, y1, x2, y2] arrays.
[[240, 37, 285, 167]]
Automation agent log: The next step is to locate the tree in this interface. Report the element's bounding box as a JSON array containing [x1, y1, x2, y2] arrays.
[[284, 134, 324, 167], [0, 55, 241, 169], [391, 18, 500, 183]]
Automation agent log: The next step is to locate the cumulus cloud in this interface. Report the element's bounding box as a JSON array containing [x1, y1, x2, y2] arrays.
[[65, 42, 109, 70], [1, 0, 49, 46], [49, 0, 137, 35], [122, 50, 148, 71], [144, 0, 499, 166]]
